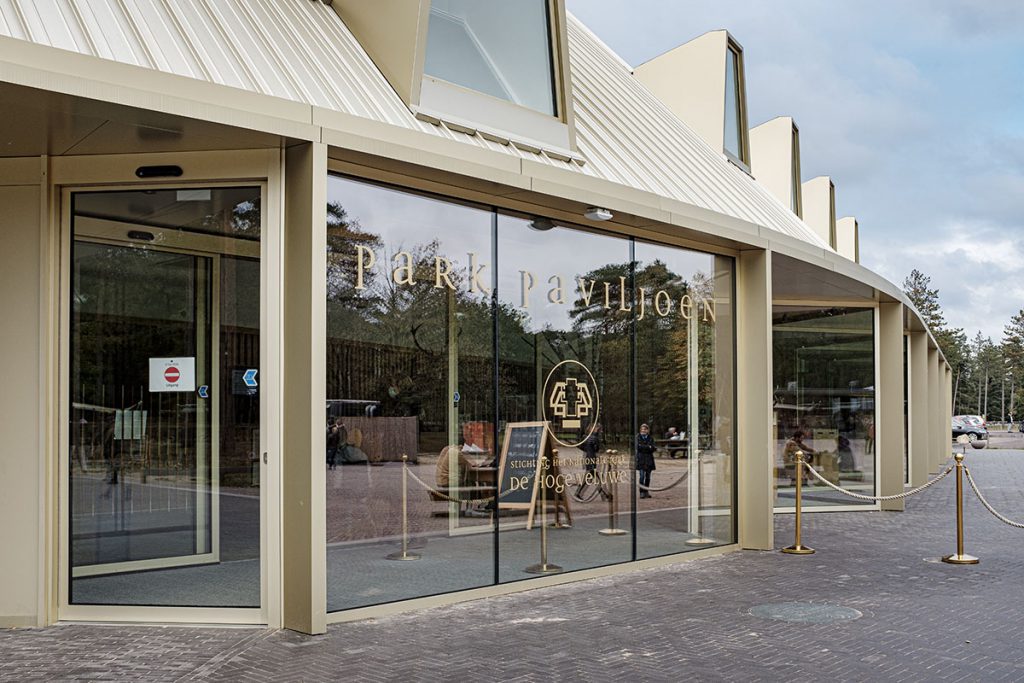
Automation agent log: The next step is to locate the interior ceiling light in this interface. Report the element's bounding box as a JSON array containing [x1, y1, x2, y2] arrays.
[[529, 217, 555, 231], [584, 206, 613, 221]]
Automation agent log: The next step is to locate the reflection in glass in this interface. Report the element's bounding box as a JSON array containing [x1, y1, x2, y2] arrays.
[[69, 188, 261, 607], [324, 176, 495, 612], [724, 47, 744, 161], [425, 0, 556, 115], [496, 215, 633, 580], [323, 176, 738, 612], [772, 306, 876, 509], [635, 244, 735, 558]]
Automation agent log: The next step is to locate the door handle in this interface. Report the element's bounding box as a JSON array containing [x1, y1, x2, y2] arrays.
[[263, 452, 268, 465]]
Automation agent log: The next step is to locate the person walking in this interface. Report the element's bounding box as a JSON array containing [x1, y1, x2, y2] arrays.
[[636, 423, 657, 499], [326, 417, 341, 470]]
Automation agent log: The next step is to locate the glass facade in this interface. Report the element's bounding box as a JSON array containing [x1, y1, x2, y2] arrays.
[[772, 306, 876, 509], [424, 0, 557, 115], [325, 175, 736, 612], [69, 187, 262, 607]]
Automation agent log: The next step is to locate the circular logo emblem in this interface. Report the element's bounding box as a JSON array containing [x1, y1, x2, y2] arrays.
[[542, 359, 600, 448], [164, 366, 180, 383]]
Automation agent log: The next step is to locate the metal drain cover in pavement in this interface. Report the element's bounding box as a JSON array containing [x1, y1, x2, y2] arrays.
[[749, 602, 862, 624]]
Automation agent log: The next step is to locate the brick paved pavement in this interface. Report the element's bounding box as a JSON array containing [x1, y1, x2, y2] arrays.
[[5, 449, 1024, 682]]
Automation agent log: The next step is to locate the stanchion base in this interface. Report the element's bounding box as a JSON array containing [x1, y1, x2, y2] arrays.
[[685, 537, 716, 546], [598, 528, 628, 536], [942, 553, 979, 565], [781, 544, 816, 555], [385, 551, 422, 561], [524, 562, 563, 574]]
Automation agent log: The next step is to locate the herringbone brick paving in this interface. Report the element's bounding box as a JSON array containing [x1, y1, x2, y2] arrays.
[[5, 449, 1024, 682]]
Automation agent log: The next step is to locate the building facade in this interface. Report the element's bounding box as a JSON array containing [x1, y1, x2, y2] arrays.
[[0, 0, 952, 634]]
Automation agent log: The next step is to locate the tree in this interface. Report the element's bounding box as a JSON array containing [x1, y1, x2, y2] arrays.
[[1003, 310, 1024, 421]]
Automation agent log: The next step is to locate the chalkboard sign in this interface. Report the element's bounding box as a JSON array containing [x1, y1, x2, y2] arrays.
[[497, 421, 572, 529], [497, 421, 549, 509]]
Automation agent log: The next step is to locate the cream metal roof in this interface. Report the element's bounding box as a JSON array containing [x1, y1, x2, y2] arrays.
[[0, 0, 827, 247]]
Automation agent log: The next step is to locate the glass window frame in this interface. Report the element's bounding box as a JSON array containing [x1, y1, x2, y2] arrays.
[[414, 0, 574, 156], [770, 302, 880, 514], [723, 40, 749, 170], [323, 171, 739, 613]]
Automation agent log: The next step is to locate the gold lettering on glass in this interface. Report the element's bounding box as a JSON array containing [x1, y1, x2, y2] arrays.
[[637, 287, 648, 321], [655, 290, 672, 317], [434, 256, 456, 290], [468, 252, 491, 295], [577, 278, 596, 307], [547, 275, 566, 305], [618, 276, 632, 312], [392, 251, 415, 285], [520, 270, 536, 308], [355, 245, 376, 290], [680, 294, 694, 320], [702, 297, 716, 323]]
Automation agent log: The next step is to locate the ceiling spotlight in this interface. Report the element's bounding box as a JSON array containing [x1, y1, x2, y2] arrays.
[[584, 206, 613, 221], [529, 217, 555, 231]]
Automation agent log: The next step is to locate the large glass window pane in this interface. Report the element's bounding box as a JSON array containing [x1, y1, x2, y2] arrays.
[[425, 0, 556, 116], [69, 187, 261, 607], [496, 216, 632, 579], [724, 47, 744, 161], [772, 306, 876, 509], [635, 244, 735, 558], [325, 176, 495, 612]]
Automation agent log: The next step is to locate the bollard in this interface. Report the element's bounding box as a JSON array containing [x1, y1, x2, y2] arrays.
[[599, 450, 628, 536], [386, 454, 421, 561], [942, 453, 979, 565], [525, 454, 563, 574], [782, 451, 815, 555], [685, 450, 715, 546]]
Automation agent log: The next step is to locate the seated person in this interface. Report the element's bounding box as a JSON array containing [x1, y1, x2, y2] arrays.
[[782, 429, 817, 484], [435, 444, 481, 489]]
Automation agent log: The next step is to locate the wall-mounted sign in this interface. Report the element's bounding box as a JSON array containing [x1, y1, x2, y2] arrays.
[[149, 357, 195, 393]]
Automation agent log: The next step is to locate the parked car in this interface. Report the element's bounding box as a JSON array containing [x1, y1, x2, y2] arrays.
[[953, 418, 988, 443], [955, 415, 987, 428]]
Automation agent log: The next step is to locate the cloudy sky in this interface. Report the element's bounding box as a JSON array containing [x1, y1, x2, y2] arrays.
[[567, 0, 1024, 341]]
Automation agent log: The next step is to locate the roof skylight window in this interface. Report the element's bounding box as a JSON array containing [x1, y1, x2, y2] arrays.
[[424, 0, 557, 117], [724, 44, 748, 164]]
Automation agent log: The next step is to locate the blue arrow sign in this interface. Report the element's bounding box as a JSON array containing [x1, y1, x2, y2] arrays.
[[243, 369, 258, 388], [198, 385, 209, 399]]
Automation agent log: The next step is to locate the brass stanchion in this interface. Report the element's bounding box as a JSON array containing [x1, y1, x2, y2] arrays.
[[782, 451, 815, 555], [685, 450, 714, 546], [549, 449, 570, 529], [526, 454, 563, 573], [942, 452, 979, 565], [599, 450, 628, 536], [386, 454, 421, 561]]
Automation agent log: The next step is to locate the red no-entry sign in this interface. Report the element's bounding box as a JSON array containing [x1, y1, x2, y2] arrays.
[[150, 357, 195, 393]]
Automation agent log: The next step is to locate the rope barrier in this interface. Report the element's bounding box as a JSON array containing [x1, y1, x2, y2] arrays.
[[638, 468, 691, 492], [964, 467, 1024, 529], [405, 467, 512, 504], [802, 462, 954, 501]]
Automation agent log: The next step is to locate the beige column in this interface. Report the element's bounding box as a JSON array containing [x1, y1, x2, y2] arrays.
[[944, 366, 953, 460], [736, 249, 773, 550], [928, 346, 940, 473], [282, 142, 328, 635], [878, 303, 905, 511], [908, 331, 929, 487]]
